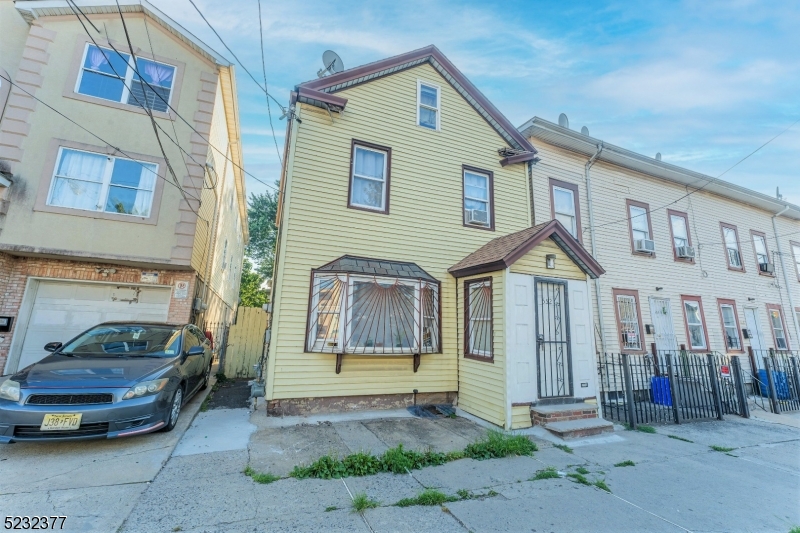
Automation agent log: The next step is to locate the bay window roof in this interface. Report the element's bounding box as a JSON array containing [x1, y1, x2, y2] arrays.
[[316, 255, 437, 282]]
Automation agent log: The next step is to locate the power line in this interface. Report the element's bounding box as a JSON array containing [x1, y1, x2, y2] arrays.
[[581, 117, 800, 235], [257, 0, 283, 166]]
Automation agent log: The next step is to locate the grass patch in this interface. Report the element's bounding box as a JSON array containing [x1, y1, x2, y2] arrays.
[[710, 445, 735, 453], [553, 443, 573, 454], [324, 506, 338, 512], [637, 425, 657, 434], [566, 472, 591, 486], [396, 489, 458, 507], [789, 527, 800, 533], [531, 467, 561, 481], [351, 492, 379, 513], [243, 466, 280, 484], [575, 466, 590, 475], [667, 435, 694, 443], [593, 479, 611, 493], [464, 430, 537, 460], [214, 372, 228, 383], [614, 460, 635, 467]]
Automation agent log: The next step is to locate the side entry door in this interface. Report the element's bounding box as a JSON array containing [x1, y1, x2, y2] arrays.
[[535, 278, 572, 399]]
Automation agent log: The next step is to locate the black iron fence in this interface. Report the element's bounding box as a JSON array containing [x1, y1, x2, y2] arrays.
[[202, 320, 230, 367], [598, 351, 750, 427], [747, 348, 800, 414]]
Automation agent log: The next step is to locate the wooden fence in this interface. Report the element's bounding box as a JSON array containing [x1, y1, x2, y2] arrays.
[[222, 307, 269, 378]]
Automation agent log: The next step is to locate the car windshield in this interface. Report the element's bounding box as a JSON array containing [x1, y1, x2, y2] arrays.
[[60, 325, 182, 357]]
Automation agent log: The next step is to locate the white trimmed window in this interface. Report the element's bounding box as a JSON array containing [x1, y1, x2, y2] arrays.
[[76, 44, 175, 112], [47, 147, 157, 217], [553, 186, 577, 237], [349, 145, 388, 211], [683, 299, 707, 350], [417, 81, 440, 130], [720, 304, 741, 351]]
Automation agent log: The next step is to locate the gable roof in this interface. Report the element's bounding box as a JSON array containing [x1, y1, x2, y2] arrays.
[[297, 45, 537, 155], [448, 220, 605, 279], [315, 255, 438, 283]]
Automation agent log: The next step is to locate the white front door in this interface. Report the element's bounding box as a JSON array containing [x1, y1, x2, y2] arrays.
[[649, 297, 678, 353], [744, 307, 766, 368], [568, 280, 595, 397], [12, 281, 172, 372], [507, 273, 536, 404]]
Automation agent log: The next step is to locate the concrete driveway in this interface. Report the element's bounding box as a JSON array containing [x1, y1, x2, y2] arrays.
[[0, 380, 213, 533]]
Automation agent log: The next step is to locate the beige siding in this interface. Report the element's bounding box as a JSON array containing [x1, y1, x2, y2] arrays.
[[268, 63, 530, 402], [457, 271, 506, 427], [529, 140, 800, 359], [224, 307, 269, 378], [509, 238, 587, 281], [510, 404, 533, 429]]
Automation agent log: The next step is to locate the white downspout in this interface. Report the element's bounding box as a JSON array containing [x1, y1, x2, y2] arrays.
[[772, 206, 800, 344], [585, 144, 605, 354]]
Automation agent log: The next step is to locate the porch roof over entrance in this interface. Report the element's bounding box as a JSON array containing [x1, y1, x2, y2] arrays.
[[448, 220, 605, 279]]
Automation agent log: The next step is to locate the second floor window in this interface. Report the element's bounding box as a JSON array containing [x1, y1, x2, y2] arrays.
[[792, 242, 800, 282], [721, 223, 743, 270], [48, 147, 157, 217], [463, 167, 493, 229], [668, 210, 693, 261], [349, 143, 389, 213], [550, 179, 580, 240], [417, 81, 440, 130], [752, 232, 770, 273], [77, 44, 175, 113]]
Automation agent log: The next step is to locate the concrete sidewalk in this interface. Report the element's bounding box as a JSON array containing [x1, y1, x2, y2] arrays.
[[118, 410, 799, 533]]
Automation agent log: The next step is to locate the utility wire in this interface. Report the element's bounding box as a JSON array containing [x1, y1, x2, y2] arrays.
[[257, 0, 283, 165], [582, 117, 800, 235]]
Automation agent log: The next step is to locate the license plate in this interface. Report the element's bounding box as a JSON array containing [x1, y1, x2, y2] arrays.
[[40, 413, 82, 431]]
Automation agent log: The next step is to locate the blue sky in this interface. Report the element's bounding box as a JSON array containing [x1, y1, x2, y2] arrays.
[[156, 0, 800, 204]]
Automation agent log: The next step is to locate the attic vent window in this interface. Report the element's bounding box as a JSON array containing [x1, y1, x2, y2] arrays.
[[417, 81, 440, 130]]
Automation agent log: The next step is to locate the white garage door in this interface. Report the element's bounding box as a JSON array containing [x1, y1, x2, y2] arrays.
[[14, 281, 172, 371]]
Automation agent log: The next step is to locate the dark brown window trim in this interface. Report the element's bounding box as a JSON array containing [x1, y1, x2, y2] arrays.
[[717, 298, 744, 354], [462, 165, 495, 231], [347, 139, 392, 215], [464, 277, 494, 363], [548, 178, 582, 244], [750, 230, 773, 277], [680, 294, 710, 352], [790, 241, 800, 283], [611, 288, 646, 354], [766, 303, 791, 350], [667, 209, 694, 264], [720, 222, 745, 273], [626, 199, 655, 258]]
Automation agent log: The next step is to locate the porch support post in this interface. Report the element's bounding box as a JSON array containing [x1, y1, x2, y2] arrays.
[[666, 353, 681, 424], [621, 353, 637, 429], [706, 353, 724, 421], [764, 357, 780, 414], [730, 357, 750, 419]]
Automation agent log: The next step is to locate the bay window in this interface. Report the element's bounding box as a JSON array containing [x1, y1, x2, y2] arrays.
[[47, 147, 157, 217]]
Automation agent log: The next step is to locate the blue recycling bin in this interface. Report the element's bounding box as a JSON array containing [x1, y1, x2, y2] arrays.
[[651, 376, 672, 406], [758, 369, 790, 399]]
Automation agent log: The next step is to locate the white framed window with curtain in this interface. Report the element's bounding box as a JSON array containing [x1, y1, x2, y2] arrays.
[[670, 214, 689, 249], [47, 147, 157, 217], [349, 144, 388, 212], [629, 205, 650, 241], [75, 43, 176, 113], [683, 298, 707, 350], [553, 186, 577, 237], [417, 80, 440, 130]]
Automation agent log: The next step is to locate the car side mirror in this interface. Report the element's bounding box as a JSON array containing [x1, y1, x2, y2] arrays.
[[44, 342, 62, 353], [185, 345, 205, 357]]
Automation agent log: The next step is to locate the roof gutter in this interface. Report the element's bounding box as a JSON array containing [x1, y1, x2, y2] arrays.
[[772, 206, 800, 344], [585, 143, 607, 355]]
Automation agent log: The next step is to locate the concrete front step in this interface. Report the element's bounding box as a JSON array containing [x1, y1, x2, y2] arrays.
[[530, 403, 599, 426], [544, 418, 614, 439]]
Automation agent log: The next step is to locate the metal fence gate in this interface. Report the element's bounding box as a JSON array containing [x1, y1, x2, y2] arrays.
[[747, 349, 800, 414], [598, 351, 750, 427], [535, 278, 572, 398]]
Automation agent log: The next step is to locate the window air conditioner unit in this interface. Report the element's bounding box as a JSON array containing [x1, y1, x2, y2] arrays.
[[634, 239, 655, 253], [759, 262, 775, 274], [465, 209, 489, 226], [676, 245, 695, 259]]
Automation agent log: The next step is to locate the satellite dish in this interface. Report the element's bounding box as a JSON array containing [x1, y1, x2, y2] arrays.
[[317, 50, 344, 78], [655, 152, 662, 161], [558, 113, 569, 129], [581, 126, 589, 136]]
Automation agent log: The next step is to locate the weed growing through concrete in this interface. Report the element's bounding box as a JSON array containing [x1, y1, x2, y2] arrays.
[[243, 466, 281, 484], [593, 479, 611, 492], [324, 506, 338, 512], [667, 435, 694, 443], [531, 467, 561, 481], [456, 489, 472, 500], [553, 444, 573, 454], [464, 431, 537, 460], [396, 489, 458, 507], [351, 492, 379, 513], [566, 472, 591, 486], [637, 425, 657, 434], [575, 466, 590, 475], [614, 460, 635, 467], [789, 527, 800, 533], [710, 445, 735, 453]]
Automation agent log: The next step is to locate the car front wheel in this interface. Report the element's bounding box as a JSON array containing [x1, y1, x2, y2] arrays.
[[162, 387, 183, 432]]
